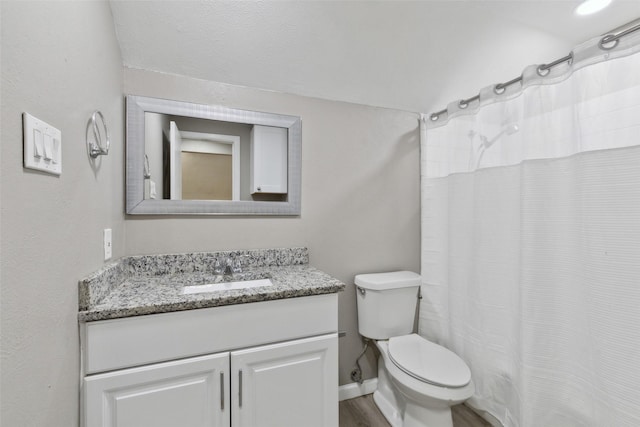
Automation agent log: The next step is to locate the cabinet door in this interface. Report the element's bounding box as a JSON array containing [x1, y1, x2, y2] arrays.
[[84, 352, 230, 427], [231, 333, 338, 427], [250, 125, 288, 194]]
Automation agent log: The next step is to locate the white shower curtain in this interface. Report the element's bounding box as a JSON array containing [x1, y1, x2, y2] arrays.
[[419, 29, 640, 426]]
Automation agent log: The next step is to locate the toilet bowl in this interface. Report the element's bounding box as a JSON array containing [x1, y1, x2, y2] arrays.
[[374, 336, 474, 427], [355, 271, 474, 427]]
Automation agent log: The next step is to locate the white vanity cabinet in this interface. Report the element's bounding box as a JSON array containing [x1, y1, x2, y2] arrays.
[[81, 294, 339, 427]]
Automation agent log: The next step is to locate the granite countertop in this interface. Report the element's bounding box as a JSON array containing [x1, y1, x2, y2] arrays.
[[78, 248, 345, 322]]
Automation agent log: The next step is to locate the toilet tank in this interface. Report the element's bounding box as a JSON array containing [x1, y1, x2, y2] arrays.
[[355, 271, 421, 340]]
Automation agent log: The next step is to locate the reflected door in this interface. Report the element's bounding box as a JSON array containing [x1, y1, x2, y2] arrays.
[[181, 151, 232, 200], [169, 121, 183, 200]]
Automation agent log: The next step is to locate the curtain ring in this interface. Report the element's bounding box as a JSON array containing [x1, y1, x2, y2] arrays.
[[458, 100, 469, 109], [536, 65, 551, 77], [493, 84, 506, 95], [599, 34, 619, 51], [567, 51, 574, 66], [430, 113, 440, 121]]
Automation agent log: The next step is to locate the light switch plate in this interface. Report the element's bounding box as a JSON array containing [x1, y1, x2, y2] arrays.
[[23, 113, 62, 175]]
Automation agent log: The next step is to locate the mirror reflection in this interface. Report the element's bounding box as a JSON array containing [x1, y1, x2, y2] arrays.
[[144, 113, 287, 202], [126, 95, 301, 215]]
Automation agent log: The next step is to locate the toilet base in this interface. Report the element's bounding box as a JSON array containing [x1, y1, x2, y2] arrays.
[[374, 371, 454, 427], [372, 361, 404, 427], [373, 390, 403, 427]]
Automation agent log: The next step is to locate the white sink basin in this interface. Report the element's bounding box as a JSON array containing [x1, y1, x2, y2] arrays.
[[183, 278, 274, 295]]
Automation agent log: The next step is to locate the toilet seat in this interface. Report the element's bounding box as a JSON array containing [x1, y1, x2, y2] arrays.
[[388, 334, 471, 388]]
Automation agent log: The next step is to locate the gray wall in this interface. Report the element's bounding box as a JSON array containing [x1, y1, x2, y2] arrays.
[[0, 1, 125, 425], [124, 68, 422, 386]]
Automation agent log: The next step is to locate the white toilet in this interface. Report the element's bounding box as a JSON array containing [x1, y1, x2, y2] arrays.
[[355, 271, 474, 427]]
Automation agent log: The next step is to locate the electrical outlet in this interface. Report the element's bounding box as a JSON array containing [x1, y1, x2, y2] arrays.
[[350, 368, 362, 383], [103, 228, 112, 261]]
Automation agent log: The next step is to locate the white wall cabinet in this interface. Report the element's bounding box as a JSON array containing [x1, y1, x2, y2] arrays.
[[81, 295, 339, 427], [250, 125, 288, 194]]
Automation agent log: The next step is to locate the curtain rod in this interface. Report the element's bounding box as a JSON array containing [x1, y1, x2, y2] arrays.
[[429, 19, 640, 122]]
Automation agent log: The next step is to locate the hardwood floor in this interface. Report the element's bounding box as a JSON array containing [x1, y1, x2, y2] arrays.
[[339, 394, 491, 427], [339, 394, 391, 427], [452, 403, 492, 427]]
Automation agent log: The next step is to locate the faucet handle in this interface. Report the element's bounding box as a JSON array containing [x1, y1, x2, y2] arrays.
[[213, 259, 224, 275], [233, 258, 243, 273]]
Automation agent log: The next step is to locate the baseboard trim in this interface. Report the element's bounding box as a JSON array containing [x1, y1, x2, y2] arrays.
[[338, 378, 378, 401]]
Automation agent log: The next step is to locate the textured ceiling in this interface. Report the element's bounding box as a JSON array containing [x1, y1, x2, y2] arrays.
[[109, 1, 640, 112]]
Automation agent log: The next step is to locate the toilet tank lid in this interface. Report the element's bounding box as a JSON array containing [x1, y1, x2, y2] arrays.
[[354, 271, 421, 290]]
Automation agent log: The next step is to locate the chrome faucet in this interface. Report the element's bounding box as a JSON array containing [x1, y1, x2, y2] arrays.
[[213, 256, 243, 277], [213, 259, 224, 275], [233, 258, 243, 273], [224, 258, 234, 275]]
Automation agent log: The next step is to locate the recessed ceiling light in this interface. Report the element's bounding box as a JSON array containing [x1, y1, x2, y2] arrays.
[[575, 0, 612, 16]]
